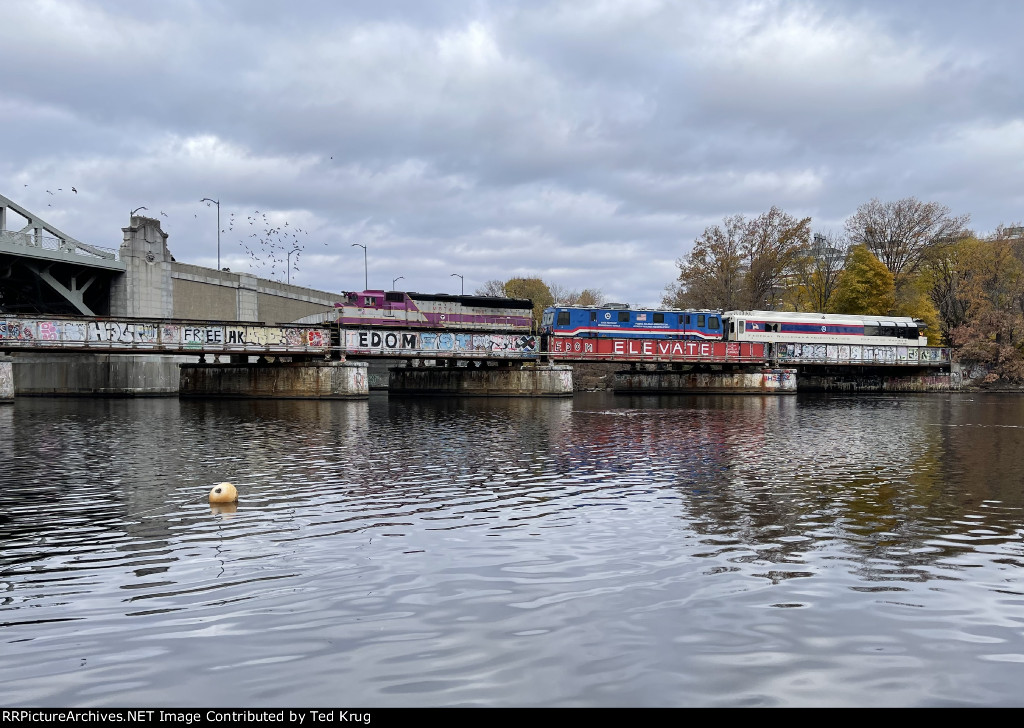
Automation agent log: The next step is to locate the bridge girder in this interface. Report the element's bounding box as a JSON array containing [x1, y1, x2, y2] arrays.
[[0, 194, 124, 315]]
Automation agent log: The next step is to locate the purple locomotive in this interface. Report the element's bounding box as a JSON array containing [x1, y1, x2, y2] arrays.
[[334, 290, 534, 332]]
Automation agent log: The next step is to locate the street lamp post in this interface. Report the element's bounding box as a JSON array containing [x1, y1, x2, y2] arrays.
[[200, 198, 220, 270], [392, 276, 404, 290], [450, 273, 464, 295], [351, 243, 367, 290], [287, 246, 300, 285]]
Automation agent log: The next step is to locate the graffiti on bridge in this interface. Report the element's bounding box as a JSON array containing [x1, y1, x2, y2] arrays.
[[0, 317, 328, 352], [775, 343, 951, 364], [342, 329, 537, 357]]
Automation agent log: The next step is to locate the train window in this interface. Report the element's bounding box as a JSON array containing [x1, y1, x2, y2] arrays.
[[708, 316, 720, 330], [618, 312, 630, 322], [590, 312, 597, 321], [385, 292, 403, 302], [363, 296, 376, 306], [654, 313, 664, 323], [864, 325, 879, 336], [697, 314, 705, 327], [685, 314, 691, 325], [557, 311, 570, 326]]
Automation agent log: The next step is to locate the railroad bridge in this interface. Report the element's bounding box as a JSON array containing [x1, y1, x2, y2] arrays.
[[0, 193, 956, 399]]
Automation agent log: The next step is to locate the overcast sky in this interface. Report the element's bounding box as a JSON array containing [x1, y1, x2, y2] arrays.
[[2, 0, 1022, 308]]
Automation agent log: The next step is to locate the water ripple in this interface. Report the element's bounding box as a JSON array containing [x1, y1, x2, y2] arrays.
[[3, 394, 1024, 706]]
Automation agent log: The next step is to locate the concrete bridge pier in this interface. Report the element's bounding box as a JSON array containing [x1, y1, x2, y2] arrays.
[[794, 367, 956, 392], [179, 360, 369, 399], [613, 366, 798, 394], [10, 353, 184, 396], [0, 354, 13, 403], [388, 362, 573, 397]]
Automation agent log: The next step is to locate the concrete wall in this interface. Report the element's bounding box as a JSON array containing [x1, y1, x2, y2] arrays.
[[109, 216, 174, 318], [179, 361, 368, 399], [11, 353, 187, 396], [172, 275, 240, 320], [170, 263, 338, 323], [0, 354, 12, 402], [797, 370, 956, 392], [109, 217, 340, 324], [389, 364, 573, 397]]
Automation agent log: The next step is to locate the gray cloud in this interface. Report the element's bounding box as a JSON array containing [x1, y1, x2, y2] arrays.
[[2, 0, 1022, 306]]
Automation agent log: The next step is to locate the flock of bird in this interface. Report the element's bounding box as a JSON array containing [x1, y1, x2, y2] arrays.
[[23, 183, 77, 207], [22, 185, 331, 284], [227, 208, 314, 281]]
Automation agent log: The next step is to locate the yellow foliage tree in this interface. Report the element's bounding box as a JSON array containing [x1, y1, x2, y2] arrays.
[[828, 245, 895, 316], [503, 277, 554, 331]]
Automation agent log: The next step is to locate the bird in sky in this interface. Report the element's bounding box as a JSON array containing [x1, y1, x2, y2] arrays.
[[71, 187, 77, 194]]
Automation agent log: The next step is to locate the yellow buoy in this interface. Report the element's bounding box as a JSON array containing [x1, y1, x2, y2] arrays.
[[209, 482, 238, 503]]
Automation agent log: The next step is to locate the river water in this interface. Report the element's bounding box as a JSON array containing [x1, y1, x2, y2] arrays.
[[1, 391, 1023, 708]]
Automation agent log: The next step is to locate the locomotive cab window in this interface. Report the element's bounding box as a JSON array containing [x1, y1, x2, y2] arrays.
[[618, 312, 630, 322], [557, 311, 570, 326], [363, 296, 376, 306], [590, 312, 597, 321], [654, 313, 664, 323], [697, 314, 705, 327], [708, 316, 720, 330]]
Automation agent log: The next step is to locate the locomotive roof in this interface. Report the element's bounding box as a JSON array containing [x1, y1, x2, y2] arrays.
[[723, 310, 926, 326], [340, 290, 533, 309], [545, 304, 720, 313], [406, 292, 534, 309]]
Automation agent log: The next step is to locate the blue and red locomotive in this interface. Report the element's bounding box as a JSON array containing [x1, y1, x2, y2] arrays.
[[541, 304, 723, 340]]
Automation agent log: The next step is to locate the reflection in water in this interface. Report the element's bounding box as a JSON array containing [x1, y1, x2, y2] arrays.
[[1, 393, 1024, 707]]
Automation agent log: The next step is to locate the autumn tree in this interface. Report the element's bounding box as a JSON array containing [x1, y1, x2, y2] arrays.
[[663, 215, 746, 310], [502, 276, 554, 330], [784, 231, 849, 313], [828, 245, 896, 316], [475, 279, 507, 297], [665, 207, 809, 310], [743, 206, 812, 309], [550, 284, 605, 307], [922, 235, 979, 345], [949, 225, 1024, 381], [844, 197, 970, 285], [893, 273, 942, 346]]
